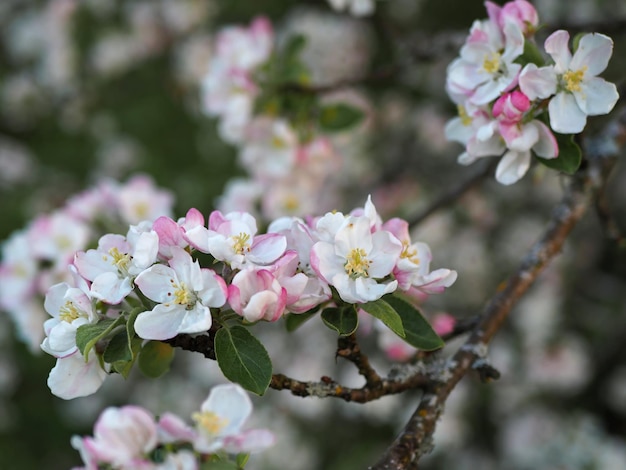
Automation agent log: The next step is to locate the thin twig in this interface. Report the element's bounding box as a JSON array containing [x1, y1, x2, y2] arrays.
[[407, 159, 497, 228]]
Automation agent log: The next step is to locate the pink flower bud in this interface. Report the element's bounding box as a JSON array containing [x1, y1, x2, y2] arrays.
[[492, 90, 530, 122]]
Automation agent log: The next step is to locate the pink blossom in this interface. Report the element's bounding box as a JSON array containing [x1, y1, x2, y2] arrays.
[[74, 226, 159, 304], [486, 0, 538, 37], [185, 210, 286, 269], [382, 218, 457, 294], [228, 268, 288, 322], [447, 18, 524, 105], [152, 208, 204, 259], [431, 313, 456, 336], [76, 405, 158, 468], [267, 250, 331, 313], [116, 174, 174, 225]]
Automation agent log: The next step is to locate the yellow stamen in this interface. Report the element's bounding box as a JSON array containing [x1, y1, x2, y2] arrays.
[[133, 202, 149, 220], [563, 66, 587, 92], [344, 248, 371, 279], [109, 247, 131, 269], [483, 52, 501, 74], [174, 282, 191, 306], [192, 411, 229, 435], [400, 242, 420, 265], [271, 135, 286, 149], [59, 301, 82, 323], [231, 232, 251, 255], [283, 195, 299, 212], [457, 105, 472, 127]]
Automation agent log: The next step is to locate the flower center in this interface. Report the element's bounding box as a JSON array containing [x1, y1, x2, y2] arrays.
[[133, 202, 149, 220], [283, 195, 299, 212], [400, 242, 420, 265], [483, 52, 501, 74], [192, 411, 229, 436], [457, 105, 472, 127], [271, 135, 286, 149], [168, 278, 196, 309], [108, 247, 131, 273], [563, 67, 587, 92], [344, 248, 371, 279], [59, 301, 83, 323], [231, 232, 251, 255]]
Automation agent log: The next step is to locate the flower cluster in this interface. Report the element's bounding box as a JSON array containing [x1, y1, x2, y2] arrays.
[[445, 0, 619, 184], [71, 383, 274, 470], [201, 17, 366, 221], [42, 196, 456, 399], [0, 175, 173, 352]]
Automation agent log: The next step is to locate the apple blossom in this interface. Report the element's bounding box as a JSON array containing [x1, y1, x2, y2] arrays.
[[134, 247, 227, 340], [239, 117, 299, 180], [311, 213, 402, 304], [486, 0, 538, 37], [520, 30, 619, 134], [74, 225, 159, 304], [228, 268, 288, 322], [191, 384, 275, 454], [382, 218, 458, 294], [267, 250, 332, 313], [116, 174, 175, 225], [152, 208, 204, 259], [72, 405, 158, 469], [41, 282, 97, 358], [446, 18, 524, 105], [185, 210, 286, 269]]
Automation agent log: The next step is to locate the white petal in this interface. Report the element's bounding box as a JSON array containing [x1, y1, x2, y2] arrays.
[[519, 64, 557, 100], [48, 351, 107, 399], [544, 30, 572, 73], [495, 150, 531, 185], [178, 303, 212, 334], [570, 33, 613, 76], [202, 384, 252, 436], [531, 121, 559, 159], [578, 77, 619, 116], [135, 264, 178, 303], [549, 92, 587, 134], [91, 272, 133, 304], [134, 304, 186, 340]]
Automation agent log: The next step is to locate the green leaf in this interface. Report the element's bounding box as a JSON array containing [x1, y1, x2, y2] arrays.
[[361, 299, 405, 338], [536, 133, 582, 175], [318, 103, 365, 132], [236, 453, 250, 468], [515, 39, 545, 67], [385, 296, 444, 351], [111, 337, 142, 378], [283, 34, 307, 63], [138, 341, 175, 378], [103, 329, 133, 363], [284, 309, 318, 332], [201, 460, 239, 470], [76, 316, 125, 358], [215, 326, 272, 395], [321, 306, 358, 336]]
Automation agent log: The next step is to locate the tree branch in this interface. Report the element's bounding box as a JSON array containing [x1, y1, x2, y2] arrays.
[[371, 151, 619, 469]]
